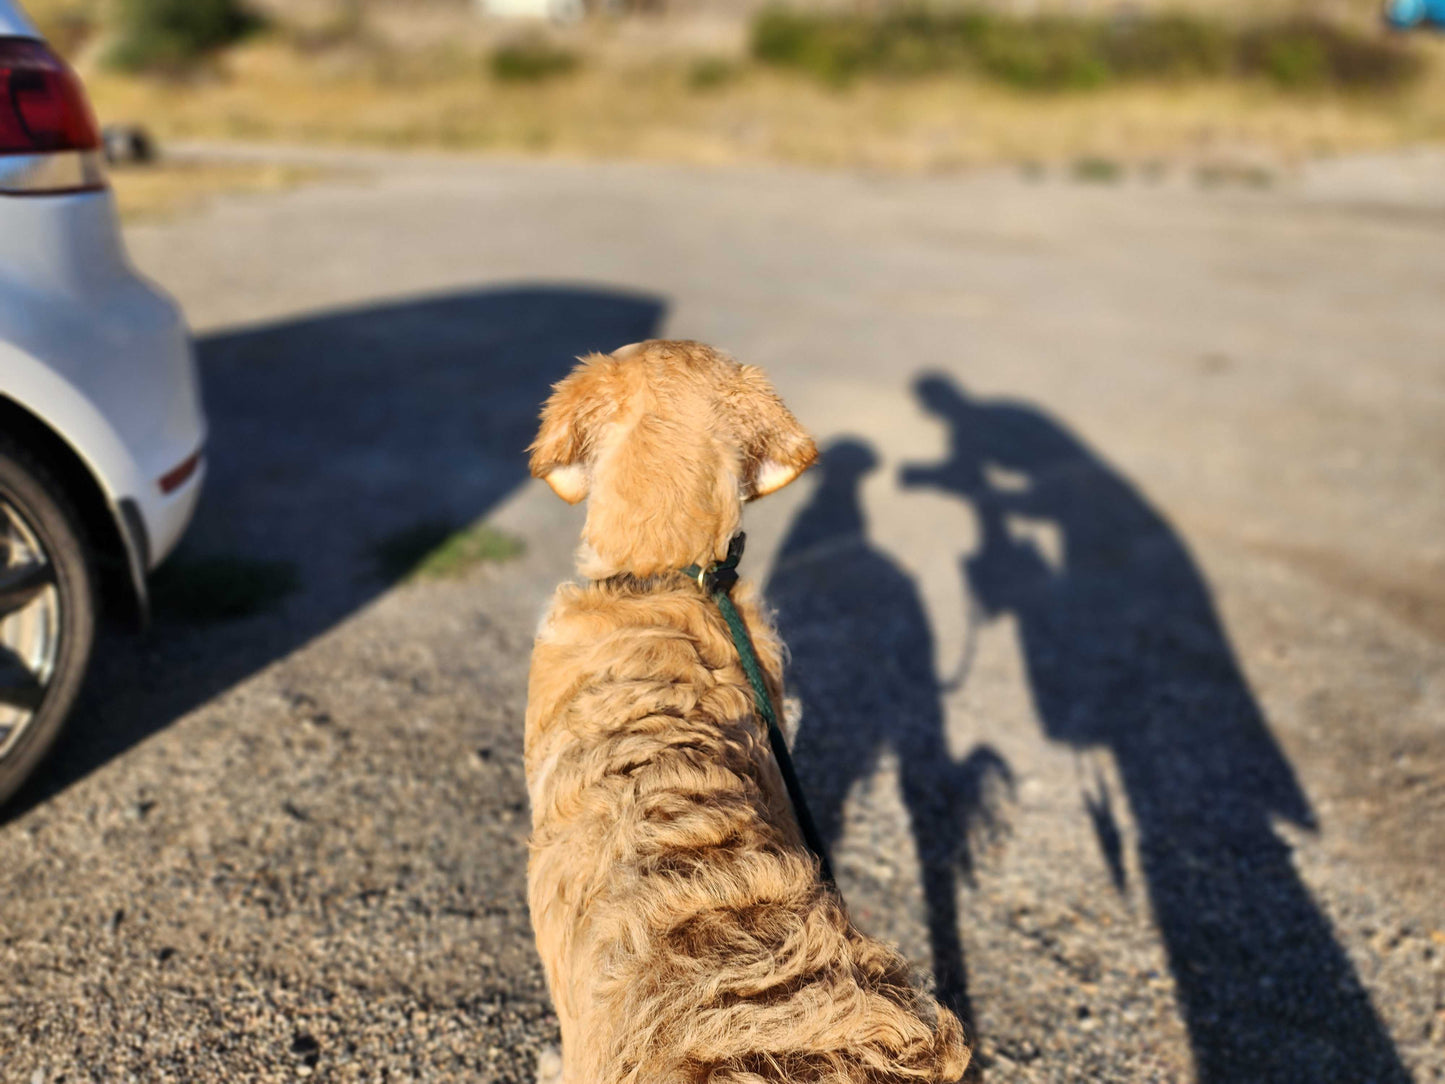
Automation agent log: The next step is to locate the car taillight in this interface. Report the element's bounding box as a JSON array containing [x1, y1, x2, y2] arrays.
[[0, 38, 104, 194]]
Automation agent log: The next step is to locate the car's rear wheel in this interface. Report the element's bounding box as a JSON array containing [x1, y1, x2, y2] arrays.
[[0, 440, 96, 808]]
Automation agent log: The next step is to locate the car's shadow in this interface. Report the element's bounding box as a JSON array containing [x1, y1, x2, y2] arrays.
[[7, 284, 665, 819]]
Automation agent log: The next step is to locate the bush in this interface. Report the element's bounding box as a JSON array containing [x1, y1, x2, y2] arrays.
[[969, 16, 1114, 90], [1098, 13, 1232, 80], [750, 7, 1421, 94], [751, 9, 871, 85], [490, 39, 580, 83], [1072, 156, 1123, 183], [106, 0, 259, 73], [1239, 17, 1423, 91], [688, 56, 740, 92], [373, 520, 525, 582]]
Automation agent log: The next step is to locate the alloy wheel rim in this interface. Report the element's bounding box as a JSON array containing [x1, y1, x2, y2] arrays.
[[0, 497, 61, 760]]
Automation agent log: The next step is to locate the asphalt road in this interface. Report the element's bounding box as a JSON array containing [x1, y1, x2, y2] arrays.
[[2, 149, 1443, 1083]]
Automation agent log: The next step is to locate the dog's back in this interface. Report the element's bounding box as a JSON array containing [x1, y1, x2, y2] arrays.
[[525, 342, 970, 1083]]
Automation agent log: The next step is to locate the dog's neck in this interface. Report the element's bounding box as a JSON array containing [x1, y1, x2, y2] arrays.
[[570, 418, 745, 581], [586, 532, 747, 596], [574, 526, 737, 583], [589, 569, 694, 594]]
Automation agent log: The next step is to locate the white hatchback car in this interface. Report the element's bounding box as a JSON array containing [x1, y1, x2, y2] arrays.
[[0, 0, 206, 803]]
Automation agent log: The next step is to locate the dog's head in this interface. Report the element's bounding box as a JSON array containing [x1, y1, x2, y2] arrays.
[[529, 340, 816, 579]]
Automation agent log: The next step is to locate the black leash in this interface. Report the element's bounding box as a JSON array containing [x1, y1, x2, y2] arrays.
[[684, 533, 837, 889]]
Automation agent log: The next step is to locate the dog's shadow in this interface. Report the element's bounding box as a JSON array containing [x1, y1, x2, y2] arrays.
[[766, 438, 1012, 1041]]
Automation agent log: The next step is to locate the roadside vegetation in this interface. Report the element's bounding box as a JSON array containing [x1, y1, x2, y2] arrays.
[[25, 0, 1445, 173], [105, 0, 260, 73], [489, 36, 581, 82], [750, 9, 1423, 92], [374, 520, 526, 583]]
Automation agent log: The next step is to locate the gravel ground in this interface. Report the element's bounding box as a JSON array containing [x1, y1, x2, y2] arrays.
[[2, 149, 1443, 1083]]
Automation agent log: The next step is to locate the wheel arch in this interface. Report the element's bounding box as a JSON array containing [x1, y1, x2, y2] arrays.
[[0, 394, 148, 626]]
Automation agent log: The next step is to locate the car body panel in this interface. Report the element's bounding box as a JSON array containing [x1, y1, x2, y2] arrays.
[[1, 5, 207, 575], [0, 191, 206, 570]]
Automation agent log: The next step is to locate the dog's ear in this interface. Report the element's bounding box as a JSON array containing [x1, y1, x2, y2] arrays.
[[529, 356, 621, 504], [731, 365, 817, 498]]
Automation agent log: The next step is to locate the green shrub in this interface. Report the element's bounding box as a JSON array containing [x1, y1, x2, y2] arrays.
[[490, 39, 580, 83], [751, 10, 858, 85], [1256, 35, 1329, 88], [969, 16, 1113, 90], [1072, 156, 1123, 183], [1101, 13, 1232, 80], [106, 0, 260, 72], [688, 56, 740, 92], [373, 519, 525, 582], [750, 7, 1421, 94], [1238, 18, 1422, 91]]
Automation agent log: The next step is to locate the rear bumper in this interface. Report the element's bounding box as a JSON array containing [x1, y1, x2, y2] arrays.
[[138, 451, 205, 569], [113, 452, 204, 622], [0, 188, 207, 572]]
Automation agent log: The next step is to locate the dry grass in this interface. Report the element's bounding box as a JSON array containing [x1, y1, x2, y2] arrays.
[[77, 33, 1445, 174], [108, 158, 327, 221], [20, 0, 1440, 174]]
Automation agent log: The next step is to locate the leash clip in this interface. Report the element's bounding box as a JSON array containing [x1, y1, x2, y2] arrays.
[[687, 532, 746, 595]]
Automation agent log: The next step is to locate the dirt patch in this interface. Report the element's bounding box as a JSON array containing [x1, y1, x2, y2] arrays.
[[110, 159, 328, 222], [1246, 537, 1445, 643]]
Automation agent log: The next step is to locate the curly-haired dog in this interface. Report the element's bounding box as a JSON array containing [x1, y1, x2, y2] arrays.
[[525, 341, 970, 1084]]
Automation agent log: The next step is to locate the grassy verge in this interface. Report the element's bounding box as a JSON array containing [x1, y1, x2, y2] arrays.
[[749, 9, 1423, 92], [105, 0, 260, 73], [80, 43, 1445, 172], [373, 520, 526, 583], [46, 5, 1445, 174]]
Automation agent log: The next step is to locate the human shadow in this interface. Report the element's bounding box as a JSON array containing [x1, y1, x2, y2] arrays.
[[901, 375, 1410, 1083], [766, 438, 1012, 1040], [7, 285, 665, 819]]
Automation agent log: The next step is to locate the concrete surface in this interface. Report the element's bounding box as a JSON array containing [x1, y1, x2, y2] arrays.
[[1, 150, 1442, 1083]]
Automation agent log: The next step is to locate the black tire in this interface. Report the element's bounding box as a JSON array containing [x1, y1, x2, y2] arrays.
[[0, 439, 97, 808]]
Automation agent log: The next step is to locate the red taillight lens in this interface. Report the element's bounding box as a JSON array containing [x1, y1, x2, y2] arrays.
[[0, 39, 99, 155], [158, 451, 202, 496]]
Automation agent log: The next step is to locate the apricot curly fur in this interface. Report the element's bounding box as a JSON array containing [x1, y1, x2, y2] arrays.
[[525, 341, 970, 1084]]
